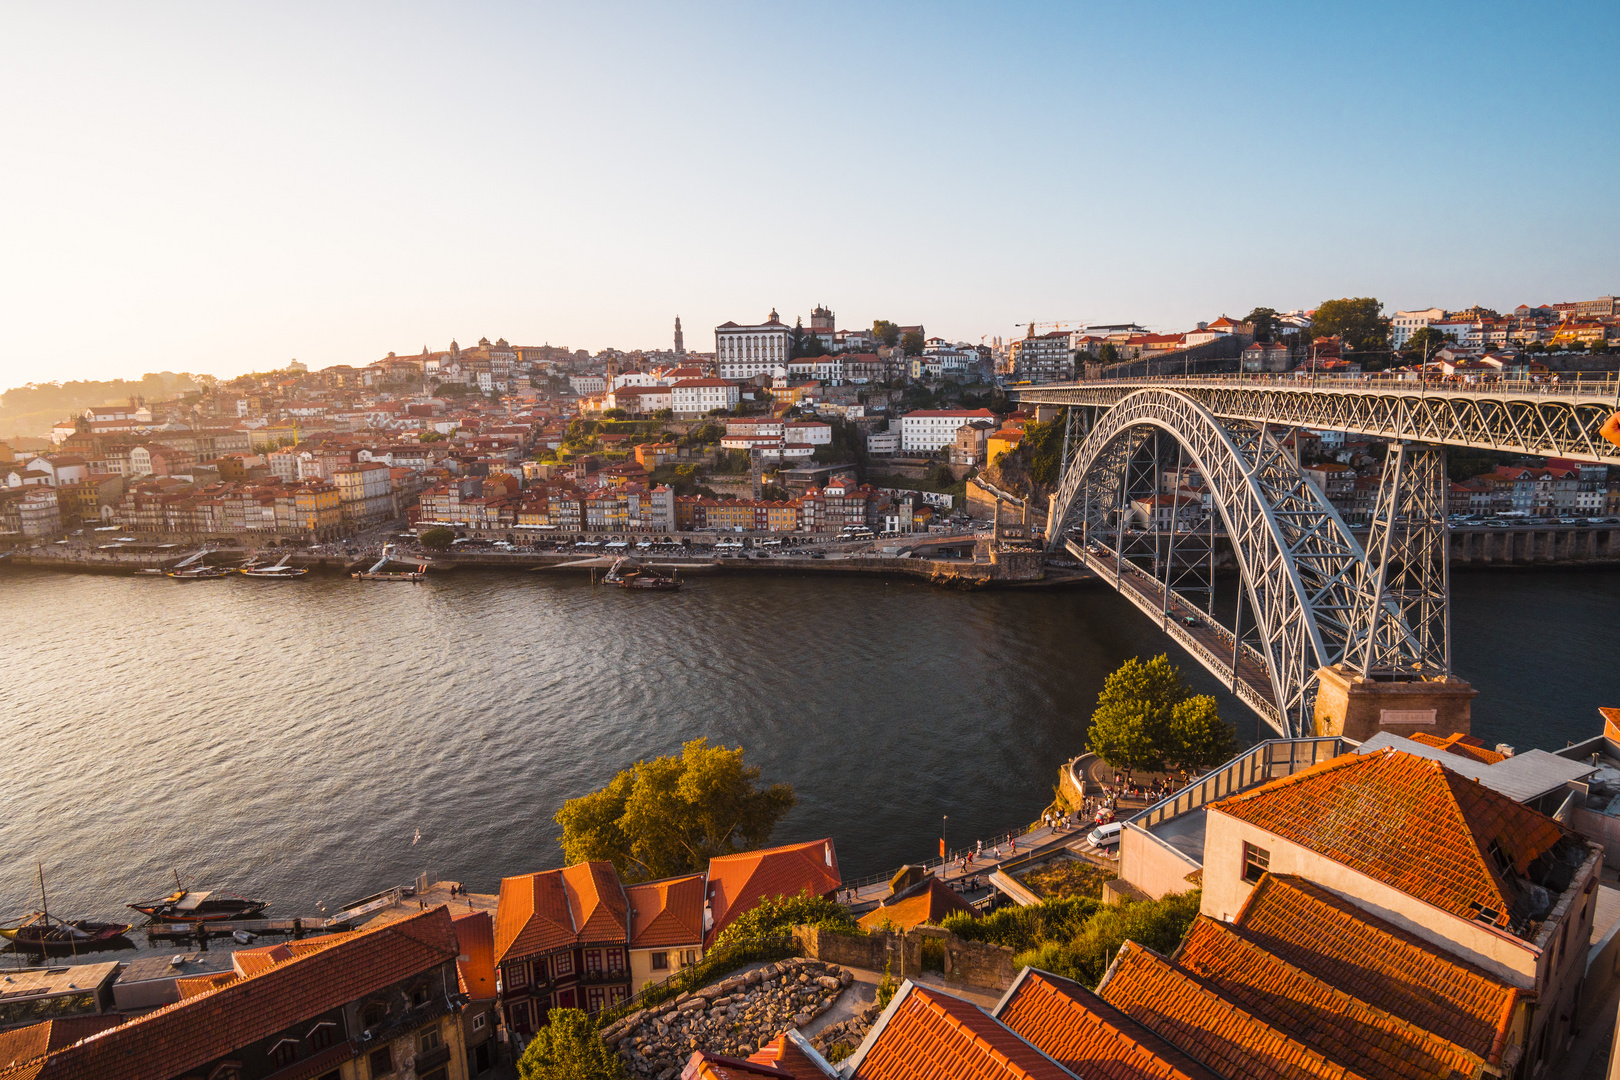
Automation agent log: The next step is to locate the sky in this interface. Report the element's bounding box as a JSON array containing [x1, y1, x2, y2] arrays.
[[2, 0, 1617, 388]]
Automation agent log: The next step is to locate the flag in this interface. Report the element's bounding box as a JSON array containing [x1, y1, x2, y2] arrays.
[[939, 838, 946, 858]]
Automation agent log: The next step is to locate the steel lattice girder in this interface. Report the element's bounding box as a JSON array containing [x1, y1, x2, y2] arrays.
[[1050, 389, 1400, 737], [1012, 379, 1620, 466]]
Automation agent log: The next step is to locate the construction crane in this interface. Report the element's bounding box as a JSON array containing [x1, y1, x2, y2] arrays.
[[1014, 319, 1091, 335]]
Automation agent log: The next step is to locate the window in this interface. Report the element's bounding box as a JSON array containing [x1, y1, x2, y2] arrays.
[[651, 951, 670, 971], [1241, 842, 1270, 884], [419, 1027, 442, 1053], [680, 949, 700, 967], [586, 986, 606, 1013], [368, 1046, 393, 1075], [270, 1042, 297, 1068], [606, 948, 625, 973], [584, 949, 602, 974], [308, 1024, 334, 1051], [411, 985, 430, 1007], [362, 1002, 387, 1029], [554, 951, 574, 976], [472, 1012, 487, 1032], [507, 963, 528, 989]]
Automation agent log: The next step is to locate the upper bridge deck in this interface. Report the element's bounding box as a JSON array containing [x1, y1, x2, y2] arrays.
[[1010, 373, 1620, 465]]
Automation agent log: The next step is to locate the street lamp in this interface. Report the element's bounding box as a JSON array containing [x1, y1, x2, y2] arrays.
[[941, 815, 948, 863]]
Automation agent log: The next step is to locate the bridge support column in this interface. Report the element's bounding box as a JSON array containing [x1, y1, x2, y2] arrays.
[[1311, 663, 1477, 741]]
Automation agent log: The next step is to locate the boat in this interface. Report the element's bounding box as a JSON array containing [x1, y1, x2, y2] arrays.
[[165, 565, 232, 579], [1, 865, 132, 950], [602, 557, 681, 591], [135, 567, 166, 576], [129, 875, 269, 923], [352, 544, 427, 582], [0, 913, 133, 949], [239, 554, 307, 579]]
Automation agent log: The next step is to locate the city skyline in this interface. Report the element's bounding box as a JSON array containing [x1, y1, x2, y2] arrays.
[[4, 0, 1617, 387]]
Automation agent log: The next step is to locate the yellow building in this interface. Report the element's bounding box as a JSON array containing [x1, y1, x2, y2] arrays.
[[986, 427, 1024, 465], [624, 874, 707, 993], [764, 501, 800, 532], [295, 482, 342, 539]]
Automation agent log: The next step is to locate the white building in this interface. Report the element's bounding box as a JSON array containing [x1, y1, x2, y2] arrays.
[[606, 385, 673, 415], [899, 409, 998, 453], [784, 421, 832, 445], [569, 374, 607, 395], [725, 418, 785, 439], [670, 379, 740, 419], [1391, 308, 1446, 349], [716, 311, 792, 380]]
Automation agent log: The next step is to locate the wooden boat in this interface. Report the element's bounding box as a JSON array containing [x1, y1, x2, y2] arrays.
[[166, 565, 231, 580], [352, 544, 427, 582], [0, 912, 132, 948], [129, 876, 268, 923], [603, 557, 681, 591], [239, 554, 307, 578]]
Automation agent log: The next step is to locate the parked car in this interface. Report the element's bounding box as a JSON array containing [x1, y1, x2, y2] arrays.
[[1087, 822, 1123, 851]]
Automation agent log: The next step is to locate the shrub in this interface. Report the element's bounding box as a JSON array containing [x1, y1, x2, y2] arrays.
[[517, 1008, 625, 1080], [711, 891, 858, 950], [940, 896, 1099, 953], [1011, 890, 1201, 989]]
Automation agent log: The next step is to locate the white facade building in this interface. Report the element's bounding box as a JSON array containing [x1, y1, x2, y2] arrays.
[[569, 374, 607, 395], [1391, 308, 1446, 348], [899, 409, 998, 453], [716, 311, 792, 380], [670, 378, 740, 418]]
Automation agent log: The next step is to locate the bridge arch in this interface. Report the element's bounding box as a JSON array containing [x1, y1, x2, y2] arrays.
[[1048, 388, 1370, 735]]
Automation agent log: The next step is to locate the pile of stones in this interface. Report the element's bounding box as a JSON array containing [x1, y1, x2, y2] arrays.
[[601, 957, 853, 1079], [806, 1000, 884, 1063]]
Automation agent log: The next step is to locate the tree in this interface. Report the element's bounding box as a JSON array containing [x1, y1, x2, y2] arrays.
[[555, 738, 796, 882], [1243, 307, 1279, 343], [1087, 655, 1237, 773], [602, 408, 627, 420], [901, 330, 925, 357], [418, 526, 455, 551], [653, 407, 674, 420], [1311, 297, 1390, 352], [517, 1008, 626, 1080], [872, 320, 901, 347], [711, 892, 858, 948], [1098, 343, 1120, 365], [1402, 326, 1450, 359]]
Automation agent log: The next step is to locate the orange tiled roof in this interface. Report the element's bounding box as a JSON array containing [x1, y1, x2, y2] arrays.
[[684, 1049, 797, 1079], [1098, 943, 1374, 1080], [0, 1018, 122, 1071], [1208, 748, 1572, 931], [1232, 875, 1518, 1062], [748, 1032, 839, 1079], [562, 860, 630, 944], [707, 839, 841, 945], [495, 867, 585, 963], [0, 905, 458, 1080], [849, 983, 1074, 1080], [1407, 732, 1507, 765], [995, 969, 1221, 1080], [627, 873, 707, 949], [175, 972, 238, 999], [453, 909, 498, 1001], [1174, 917, 1481, 1080], [857, 877, 978, 933]]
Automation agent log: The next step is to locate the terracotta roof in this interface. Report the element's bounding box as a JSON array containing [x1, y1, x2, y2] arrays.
[[453, 909, 498, 1001], [0, 1018, 123, 1071], [684, 1049, 796, 1079], [747, 1032, 839, 1079], [0, 906, 458, 1080], [1207, 748, 1573, 932], [1407, 732, 1508, 765], [1174, 917, 1482, 1079], [994, 969, 1221, 1080], [175, 972, 239, 999], [1098, 943, 1373, 1080], [495, 867, 586, 962], [626, 873, 707, 949], [1232, 875, 1518, 1062], [857, 876, 978, 932], [707, 840, 841, 945], [849, 983, 1076, 1080]]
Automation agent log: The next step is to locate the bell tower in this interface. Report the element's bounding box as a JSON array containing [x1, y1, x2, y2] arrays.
[[674, 316, 685, 355]]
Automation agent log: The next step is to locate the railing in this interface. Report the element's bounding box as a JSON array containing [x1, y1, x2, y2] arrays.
[[839, 821, 1056, 894], [592, 934, 797, 1028], [1014, 371, 1620, 400], [1128, 736, 1355, 833]]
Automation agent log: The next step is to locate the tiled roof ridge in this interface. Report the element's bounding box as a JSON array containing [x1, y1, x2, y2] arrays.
[[1175, 916, 1484, 1079], [1206, 748, 1373, 811], [906, 985, 1078, 1080]]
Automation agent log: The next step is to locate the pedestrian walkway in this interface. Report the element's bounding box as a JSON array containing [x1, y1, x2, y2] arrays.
[[839, 818, 1099, 910]]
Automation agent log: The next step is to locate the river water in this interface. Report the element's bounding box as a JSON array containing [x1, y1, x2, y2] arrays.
[[0, 565, 1616, 939]]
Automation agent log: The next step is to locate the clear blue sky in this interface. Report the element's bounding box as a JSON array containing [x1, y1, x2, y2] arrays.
[[3, 1, 1616, 386]]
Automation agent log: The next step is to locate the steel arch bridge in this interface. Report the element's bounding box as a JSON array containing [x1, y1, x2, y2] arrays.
[[1040, 387, 1452, 737]]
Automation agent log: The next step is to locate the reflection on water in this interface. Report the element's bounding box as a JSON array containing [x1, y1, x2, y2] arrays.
[[0, 565, 1613, 949]]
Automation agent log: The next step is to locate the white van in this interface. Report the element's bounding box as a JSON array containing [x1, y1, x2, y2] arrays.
[[1087, 822, 1123, 851]]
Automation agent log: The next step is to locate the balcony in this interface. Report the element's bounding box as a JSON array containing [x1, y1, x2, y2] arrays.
[[415, 1043, 451, 1071]]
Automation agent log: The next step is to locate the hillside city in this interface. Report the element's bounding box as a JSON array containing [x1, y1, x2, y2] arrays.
[[3, 297, 1620, 550]]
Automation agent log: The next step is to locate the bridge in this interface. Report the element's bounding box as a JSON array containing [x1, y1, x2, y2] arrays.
[[1009, 374, 1620, 737]]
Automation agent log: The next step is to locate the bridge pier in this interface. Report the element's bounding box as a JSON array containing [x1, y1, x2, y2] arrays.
[[1311, 663, 1477, 742]]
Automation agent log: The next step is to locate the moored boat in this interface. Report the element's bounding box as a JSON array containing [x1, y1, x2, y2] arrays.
[[166, 565, 232, 579], [128, 883, 269, 923], [602, 557, 681, 590], [239, 554, 307, 578], [0, 913, 133, 949]]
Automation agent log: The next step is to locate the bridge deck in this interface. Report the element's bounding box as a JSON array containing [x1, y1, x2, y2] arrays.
[[1068, 539, 1285, 734]]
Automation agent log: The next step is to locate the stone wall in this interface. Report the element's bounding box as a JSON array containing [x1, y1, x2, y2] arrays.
[[793, 924, 1018, 992]]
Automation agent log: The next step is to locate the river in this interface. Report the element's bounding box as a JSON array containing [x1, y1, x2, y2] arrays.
[[0, 565, 1616, 939]]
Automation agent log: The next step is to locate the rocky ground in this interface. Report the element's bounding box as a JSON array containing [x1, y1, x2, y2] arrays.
[[601, 956, 878, 1079]]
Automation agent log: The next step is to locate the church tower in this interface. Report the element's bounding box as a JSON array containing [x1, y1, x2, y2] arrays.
[[674, 316, 685, 355]]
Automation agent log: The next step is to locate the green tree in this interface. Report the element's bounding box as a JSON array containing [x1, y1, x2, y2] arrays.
[[517, 1008, 626, 1080], [1242, 307, 1279, 343], [418, 526, 455, 551], [711, 891, 858, 948], [1403, 326, 1450, 359], [1311, 297, 1390, 352], [1169, 694, 1238, 773], [555, 738, 796, 882], [602, 408, 627, 420], [901, 330, 925, 357], [653, 407, 674, 420], [1020, 416, 1066, 487], [872, 320, 901, 347], [1012, 891, 1201, 989], [1098, 343, 1120, 365], [1087, 655, 1237, 773]]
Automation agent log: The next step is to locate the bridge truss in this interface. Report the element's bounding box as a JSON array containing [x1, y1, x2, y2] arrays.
[[1047, 388, 1450, 736]]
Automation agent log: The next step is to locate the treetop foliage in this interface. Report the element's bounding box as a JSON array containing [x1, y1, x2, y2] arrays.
[[1310, 297, 1390, 352], [1087, 655, 1238, 773], [711, 891, 858, 949], [516, 1008, 626, 1080], [555, 738, 796, 882]]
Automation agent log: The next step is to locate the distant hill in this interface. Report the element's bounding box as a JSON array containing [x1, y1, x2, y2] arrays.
[[0, 372, 204, 440]]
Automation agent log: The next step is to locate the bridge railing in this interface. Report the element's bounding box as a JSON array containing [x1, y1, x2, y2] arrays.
[[1128, 736, 1356, 834], [1019, 370, 1620, 400]]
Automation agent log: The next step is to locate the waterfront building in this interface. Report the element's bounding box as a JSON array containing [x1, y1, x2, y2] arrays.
[[0, 906, 467, 1080], [333, 460, 396, 530], [624, 873, 707, 991]]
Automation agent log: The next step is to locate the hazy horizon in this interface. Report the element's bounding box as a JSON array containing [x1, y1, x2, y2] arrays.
[[4, 0, 1616, 388]]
